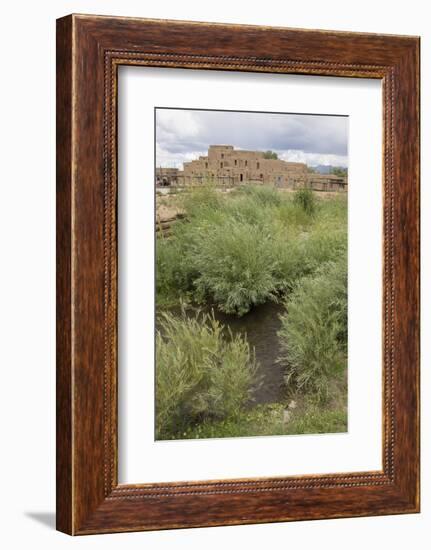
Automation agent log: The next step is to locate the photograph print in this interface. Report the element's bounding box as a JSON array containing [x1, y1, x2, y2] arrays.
[[155, 107, 348, 441]]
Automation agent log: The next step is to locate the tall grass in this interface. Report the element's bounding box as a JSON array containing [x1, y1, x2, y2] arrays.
[[293, 187, 316, 216], [156, 309, 258, 439], [277, 255, 348, 402], [156, 185, 347, 315], [239, 184, 282, 207]]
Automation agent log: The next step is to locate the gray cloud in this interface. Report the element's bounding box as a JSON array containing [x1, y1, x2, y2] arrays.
[[156, 108, 348, 168]]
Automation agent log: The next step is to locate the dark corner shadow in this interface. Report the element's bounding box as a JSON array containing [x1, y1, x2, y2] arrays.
[[25, 512, 56, 530]]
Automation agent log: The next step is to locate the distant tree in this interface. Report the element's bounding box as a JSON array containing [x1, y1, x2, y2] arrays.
[[307, 166, 316, 173], [263, 150, 278, 160], [330, 166, 348, 177]]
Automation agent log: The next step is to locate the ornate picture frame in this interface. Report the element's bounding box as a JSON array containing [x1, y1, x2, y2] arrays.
[[56, 14, 420, 534]]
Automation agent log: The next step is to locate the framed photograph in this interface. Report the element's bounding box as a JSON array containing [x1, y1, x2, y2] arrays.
[[56, 14, 420, 535]]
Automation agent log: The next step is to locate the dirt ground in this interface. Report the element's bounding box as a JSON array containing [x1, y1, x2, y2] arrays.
[[156, 194, 184, 222]]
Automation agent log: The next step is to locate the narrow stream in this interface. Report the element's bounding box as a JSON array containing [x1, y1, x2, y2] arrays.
[[161, 301, 286, 405], [211, 302, 286, 405]]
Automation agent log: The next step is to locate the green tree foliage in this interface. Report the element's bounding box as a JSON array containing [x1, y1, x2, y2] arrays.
[[330, 166, 348, 177], [263, 150, 278, 159]]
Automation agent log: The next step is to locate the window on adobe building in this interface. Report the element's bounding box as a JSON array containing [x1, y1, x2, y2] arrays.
[[245, 160, 248, 166], [260, 174, 263, 179], [205, 162, 208, 168], [257, 162, 260, 169], [221, 153, 224, 159], [235, 159, 237, 166], [220, 161, 223, 168]]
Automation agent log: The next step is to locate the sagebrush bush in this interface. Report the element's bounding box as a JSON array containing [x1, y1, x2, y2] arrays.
[[155, 309, 257, 439], [278, 255, 348, 402]]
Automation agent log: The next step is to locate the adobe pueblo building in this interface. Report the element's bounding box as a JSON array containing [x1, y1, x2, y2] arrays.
[[156, 145, 347, 191]]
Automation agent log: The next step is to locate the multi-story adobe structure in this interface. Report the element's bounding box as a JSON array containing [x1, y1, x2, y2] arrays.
[[156, 145, 347, 191]]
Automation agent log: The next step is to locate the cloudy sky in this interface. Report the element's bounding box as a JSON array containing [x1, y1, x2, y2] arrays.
[[156, 108, 348, 169]]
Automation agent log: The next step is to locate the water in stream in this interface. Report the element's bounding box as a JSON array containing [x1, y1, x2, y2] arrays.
[[161, 301, 286, 405]]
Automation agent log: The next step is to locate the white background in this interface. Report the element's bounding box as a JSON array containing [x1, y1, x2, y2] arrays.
[[118, 68, 382, 483], [0, 0, 428, 548]]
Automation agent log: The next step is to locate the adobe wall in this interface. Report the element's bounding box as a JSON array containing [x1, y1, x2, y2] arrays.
[[158, 145, 347, 191]]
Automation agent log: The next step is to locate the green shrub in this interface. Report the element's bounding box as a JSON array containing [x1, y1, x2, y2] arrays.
[[278, 255, 347, 402], [156, 186, 347, 316], [299, 230, 347, 273], [189, 220, 282, 315], [155, 310, 257, 439], [156, 228, 203, 307], [156, 237, 185, 303], [293, 188, 316, 216]]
